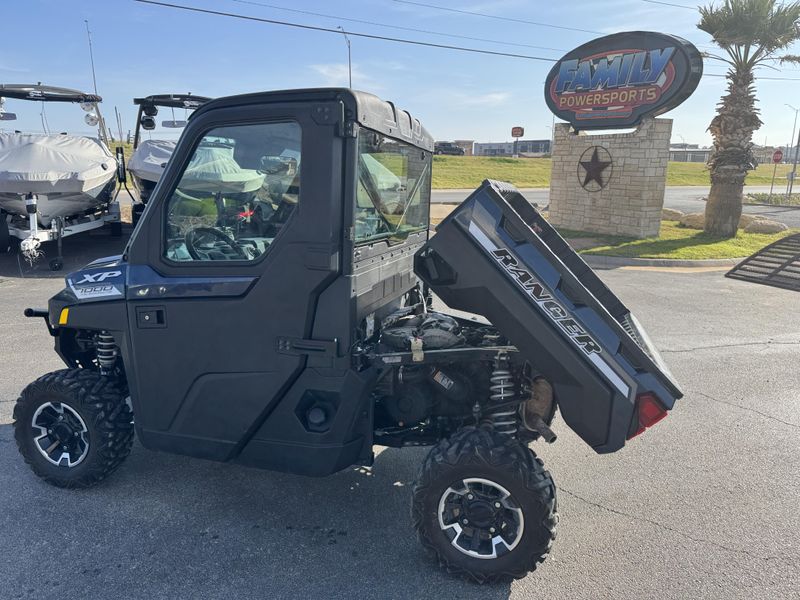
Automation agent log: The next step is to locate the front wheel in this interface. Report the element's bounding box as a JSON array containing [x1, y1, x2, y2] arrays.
[[13, 369, 134, 488], [412, 427, 557, 583]]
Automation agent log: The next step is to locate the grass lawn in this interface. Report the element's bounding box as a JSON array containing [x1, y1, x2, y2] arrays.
[[431, 156, 794, 189], [562, 221, 797, 260], [432, 156, 552, 189]]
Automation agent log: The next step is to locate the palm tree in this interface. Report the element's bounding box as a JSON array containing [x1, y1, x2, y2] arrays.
[[699, 0, 800, 237]]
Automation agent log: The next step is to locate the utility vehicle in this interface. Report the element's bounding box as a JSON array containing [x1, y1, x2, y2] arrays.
[[14, 88, 682, 583]]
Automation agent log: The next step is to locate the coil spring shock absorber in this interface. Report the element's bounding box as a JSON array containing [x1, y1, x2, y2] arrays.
[[96, 331, 118, 373], [488, 353, 518, 438]]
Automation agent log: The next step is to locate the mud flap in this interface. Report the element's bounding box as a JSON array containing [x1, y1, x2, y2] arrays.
[[415, 180, 682, 453]]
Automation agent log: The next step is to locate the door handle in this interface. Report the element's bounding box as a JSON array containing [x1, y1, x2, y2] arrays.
[[135, 305, 166, 329], [276, 336, 337, 367]]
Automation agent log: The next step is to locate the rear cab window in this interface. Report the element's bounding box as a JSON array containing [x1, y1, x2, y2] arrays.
[[354, 129, 431, 244]]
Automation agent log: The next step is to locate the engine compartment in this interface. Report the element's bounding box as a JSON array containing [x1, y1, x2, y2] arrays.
[[361, 309, 557, 447]]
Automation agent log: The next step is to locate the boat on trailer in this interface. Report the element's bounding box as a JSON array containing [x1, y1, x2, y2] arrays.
[[0, 84, 120, 270], [126, 93, 210, 221]]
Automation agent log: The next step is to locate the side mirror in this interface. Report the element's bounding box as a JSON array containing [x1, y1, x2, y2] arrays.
[[162, 120, 187, 128], [0, 112, 17, 121], [141, 115, 156, 131]]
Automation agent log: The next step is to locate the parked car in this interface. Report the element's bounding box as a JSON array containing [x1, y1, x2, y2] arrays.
[[434, 141, 465, 155]]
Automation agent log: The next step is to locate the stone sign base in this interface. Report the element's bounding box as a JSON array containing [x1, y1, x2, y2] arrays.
[[548, 118, 672, 239]]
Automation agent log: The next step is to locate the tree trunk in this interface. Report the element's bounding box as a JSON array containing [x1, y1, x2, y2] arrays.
[[704, 67, 761, 238], [705, 167, 745, 237]]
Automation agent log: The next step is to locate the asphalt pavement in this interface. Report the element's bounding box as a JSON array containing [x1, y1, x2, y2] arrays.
[[1, 233, 798, 599], [432, 185, 800, 228]]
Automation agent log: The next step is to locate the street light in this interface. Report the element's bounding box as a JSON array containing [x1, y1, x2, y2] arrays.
[[337, 26, 352, 89], [785, 104, 799, 198]]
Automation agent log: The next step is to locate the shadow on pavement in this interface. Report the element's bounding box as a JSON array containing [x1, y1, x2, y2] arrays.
[[0, 424, 514, 599], [0, 225, 133, 279]]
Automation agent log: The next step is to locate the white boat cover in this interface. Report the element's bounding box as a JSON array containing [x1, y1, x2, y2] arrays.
[[0, 132, 116, 194], [178, 144, 265, 193], [127, 139, 176, 183]]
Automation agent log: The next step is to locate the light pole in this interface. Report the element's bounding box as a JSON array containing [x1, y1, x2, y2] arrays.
[[337, 26, 352, 89], [785, 104, 799, 197]]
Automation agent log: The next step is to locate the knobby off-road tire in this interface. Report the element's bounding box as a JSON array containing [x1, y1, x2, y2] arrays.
[[13, 368, 134, 488], [412, 427, 557, 583]]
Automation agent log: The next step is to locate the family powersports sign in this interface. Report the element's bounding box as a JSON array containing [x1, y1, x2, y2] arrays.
[[544, 31, 703, 130]]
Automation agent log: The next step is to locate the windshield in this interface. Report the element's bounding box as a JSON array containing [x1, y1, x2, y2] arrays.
[[355, 130, 431, 244]]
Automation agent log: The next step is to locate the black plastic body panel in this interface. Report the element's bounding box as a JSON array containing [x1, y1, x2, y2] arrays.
[[415, 180, 682, 453]]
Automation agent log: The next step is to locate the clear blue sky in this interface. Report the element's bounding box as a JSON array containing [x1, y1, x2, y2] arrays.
[[4, 0, 800, 148]]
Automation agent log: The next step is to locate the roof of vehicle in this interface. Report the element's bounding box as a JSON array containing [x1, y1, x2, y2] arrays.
[[133, 93, 212, 109], [0, 83, 101, 103], [191, 88, 434, 151]]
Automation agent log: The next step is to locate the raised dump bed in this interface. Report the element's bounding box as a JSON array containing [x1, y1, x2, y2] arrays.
[[415, 180, 683, 453]]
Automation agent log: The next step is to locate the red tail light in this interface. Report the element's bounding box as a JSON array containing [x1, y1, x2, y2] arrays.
[[628, 393, 668, 439]]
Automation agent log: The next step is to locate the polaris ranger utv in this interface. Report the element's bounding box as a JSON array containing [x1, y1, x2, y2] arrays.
[[14, 88, 682, 582]]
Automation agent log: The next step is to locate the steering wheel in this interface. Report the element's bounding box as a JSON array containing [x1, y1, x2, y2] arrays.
[[185, 227, 247, 260]]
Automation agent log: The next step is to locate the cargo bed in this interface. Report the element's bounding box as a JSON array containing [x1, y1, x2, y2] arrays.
[[415, 180, 682, 453]]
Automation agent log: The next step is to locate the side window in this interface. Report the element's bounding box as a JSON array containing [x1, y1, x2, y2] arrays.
[[354, 130, 431, 244], [164, 121, 301, 262]]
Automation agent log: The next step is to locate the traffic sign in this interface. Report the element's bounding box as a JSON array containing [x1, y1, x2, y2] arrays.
[[511, 126, 524, 138], [773, 149, 783, 163]]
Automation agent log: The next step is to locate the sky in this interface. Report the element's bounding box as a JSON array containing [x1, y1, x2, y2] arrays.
[[3, 0, 800, 148]]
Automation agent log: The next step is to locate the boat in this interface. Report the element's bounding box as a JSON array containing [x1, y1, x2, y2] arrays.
[[0, 84, 119, 270], [127, 94, 211, 214]]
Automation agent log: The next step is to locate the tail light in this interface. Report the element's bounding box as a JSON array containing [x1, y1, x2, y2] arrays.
[[627, 393, 668, 439]]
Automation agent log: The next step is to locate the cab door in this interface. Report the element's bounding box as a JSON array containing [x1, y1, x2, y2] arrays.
[[123, 99, 344, 460]]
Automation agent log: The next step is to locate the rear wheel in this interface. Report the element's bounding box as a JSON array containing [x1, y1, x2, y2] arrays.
[[13, 369, 134, 488], [412, 427, 557, 583]]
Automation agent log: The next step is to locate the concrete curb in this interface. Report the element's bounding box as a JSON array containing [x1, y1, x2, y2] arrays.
[[582, 255, 741, 268], [743, 202, 799, 208]]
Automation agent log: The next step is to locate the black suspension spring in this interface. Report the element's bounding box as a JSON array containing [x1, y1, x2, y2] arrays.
[[488, 353, 518, 438], [96, 331, 118, 372]]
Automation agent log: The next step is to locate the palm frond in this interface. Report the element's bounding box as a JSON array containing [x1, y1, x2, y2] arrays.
[[698, 0, 800, 67]]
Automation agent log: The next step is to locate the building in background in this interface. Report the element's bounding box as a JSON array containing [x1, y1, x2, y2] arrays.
[[473, 139, 551, 157], [669, 143, 787, 165], [668, 144, 711, 162], [752, 145, 781, 165]]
